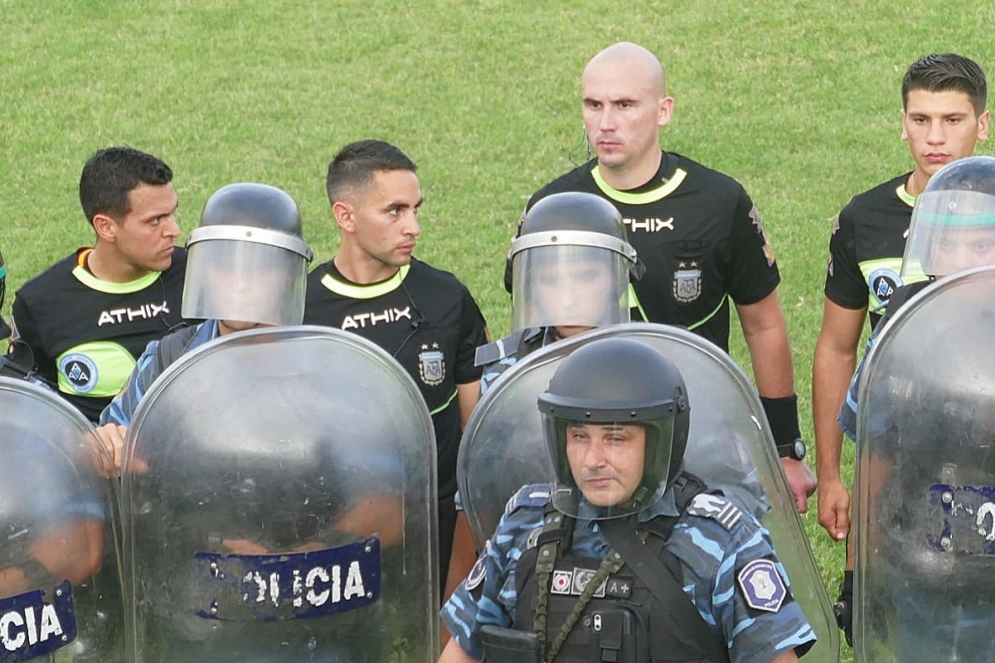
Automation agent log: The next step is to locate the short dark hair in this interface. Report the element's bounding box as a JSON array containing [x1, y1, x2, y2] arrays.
[[903, 53, 988, 114], [79, 146, 173, 225], [325, 140, 417, 203]]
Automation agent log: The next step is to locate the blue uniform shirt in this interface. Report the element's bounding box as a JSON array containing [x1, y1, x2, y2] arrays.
[[442, 484, 815, 663]]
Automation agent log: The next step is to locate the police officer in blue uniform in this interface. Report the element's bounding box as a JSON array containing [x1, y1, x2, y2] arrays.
[[441, 337, 815, 663], [476, 191, 639, 394]]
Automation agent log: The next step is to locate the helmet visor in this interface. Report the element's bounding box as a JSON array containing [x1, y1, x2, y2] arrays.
[[512, 242, 631, 333], [902, 190, 995, 279], [542, 416, 673, 520], [182, 233, 308, 326]]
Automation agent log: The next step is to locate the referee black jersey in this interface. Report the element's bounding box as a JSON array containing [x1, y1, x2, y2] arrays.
[[11, 247, 188, 422], [304, 257, 489, 499], [824, 173, 915, 330], [522, 152, 780, 352]]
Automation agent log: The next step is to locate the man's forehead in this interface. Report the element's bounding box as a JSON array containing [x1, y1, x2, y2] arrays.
[[904, 89, 977, 115], [366, 169, 421, 203], [567, 422, 633, 431]]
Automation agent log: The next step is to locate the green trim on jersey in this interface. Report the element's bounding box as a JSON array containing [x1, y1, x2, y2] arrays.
[[592, 166, 688, 204], [320, 265, 411, 299], [430, 388, 459, 416], [686, 294, 728, 331], [628, 284, 648, 322], [56, 340, 138, 398], [71, 265, 162, 294], [895, 183, 915, 207]]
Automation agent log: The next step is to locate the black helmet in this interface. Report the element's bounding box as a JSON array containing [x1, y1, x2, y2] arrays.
[[537, 337, 689, 519], [510, 193, 640, 333], [182, 183, 313, 326], [198, 182, 308, 237], [519, 192, 628, 238]]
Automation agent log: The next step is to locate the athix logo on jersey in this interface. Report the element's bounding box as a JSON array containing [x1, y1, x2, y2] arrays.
[[672, 261, 702, 303], [623, 217, 674, 233], [418, 344, 445, 386], [341, 306, 412, 331], [59, 354, 98, 394], [97, 301, 170, 326]]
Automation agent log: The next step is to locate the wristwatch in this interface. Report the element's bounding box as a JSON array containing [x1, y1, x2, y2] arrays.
[[778, 437, 806, 461]]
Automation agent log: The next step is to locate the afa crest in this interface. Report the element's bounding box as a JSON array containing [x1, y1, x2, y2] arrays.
[[672, 261, 702, 304], [418, 345, 445, 387]]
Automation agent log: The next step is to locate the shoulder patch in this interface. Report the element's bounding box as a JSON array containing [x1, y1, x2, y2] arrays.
[[504, 485, 551, 517], [465, 540, 490, 591], [737, 559, 787, 612], [685, 493, 742, 531], [474, 330, 526, 367]]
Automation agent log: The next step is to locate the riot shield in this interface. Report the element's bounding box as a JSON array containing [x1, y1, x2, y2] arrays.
[[458, 322, 839, 663], [855, 265, 995, 663], [119, 326, 437, 663], [0, 377, 122, 662]]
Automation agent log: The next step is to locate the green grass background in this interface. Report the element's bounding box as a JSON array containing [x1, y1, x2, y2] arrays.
[[3, 3, 995, 659]]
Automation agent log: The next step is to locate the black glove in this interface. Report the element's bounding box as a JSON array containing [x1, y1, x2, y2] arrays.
[[833, 570, 853, 647]]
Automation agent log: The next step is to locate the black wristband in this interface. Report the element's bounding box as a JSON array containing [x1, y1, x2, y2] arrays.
[[760, 394, 801, 446]]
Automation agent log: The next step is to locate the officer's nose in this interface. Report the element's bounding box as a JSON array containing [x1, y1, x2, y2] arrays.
[[584, 440, 609, 468]]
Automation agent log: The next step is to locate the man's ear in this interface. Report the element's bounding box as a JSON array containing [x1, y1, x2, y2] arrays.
[[332, 201, 354, 233], [92, 214, 119, 243]]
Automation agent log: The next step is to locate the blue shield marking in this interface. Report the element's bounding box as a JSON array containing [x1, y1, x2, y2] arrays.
[[0, 580, 76, 661], [927, 484, 995, 555], [193, 537, 381, 621]]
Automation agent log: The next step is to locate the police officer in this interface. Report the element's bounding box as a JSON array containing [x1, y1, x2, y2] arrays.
[[477, 191, 640, 394], [0, 377, 125, 662], [838, 155, 995, 442], [835, 155, 995, 648], [850, 264, 995, 662], [441, 337, 815, 663], [96, 182, 313, 467]]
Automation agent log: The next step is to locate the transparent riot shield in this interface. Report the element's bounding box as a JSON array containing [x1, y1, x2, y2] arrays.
[[855, 265, 995, 663], [0, 377, 122, 662], [119, 326, 438, 663], [458, 322, 839, 663]]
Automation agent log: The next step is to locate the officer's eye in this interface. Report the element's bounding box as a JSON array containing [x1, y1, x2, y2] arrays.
[[538, 274, 560, 288], [972, 240, 995, 254], [575, 269, 602, 284]]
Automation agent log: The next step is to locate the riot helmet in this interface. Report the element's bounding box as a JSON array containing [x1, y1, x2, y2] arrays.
[[536, 337, 689, 519], [182, 183, 313, 326], [901, 156, 995, 280], [510, 192, 638, 333]]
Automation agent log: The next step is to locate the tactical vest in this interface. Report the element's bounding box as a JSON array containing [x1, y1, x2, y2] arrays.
[[512, 475, 730, 663]]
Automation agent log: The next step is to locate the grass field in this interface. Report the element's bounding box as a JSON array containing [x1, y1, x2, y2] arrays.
[[4, 2, 995, 660]]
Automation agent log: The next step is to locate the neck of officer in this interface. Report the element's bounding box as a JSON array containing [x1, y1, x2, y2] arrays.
[[217, 320, 268, 336], [598, 147, 664, 192], [332, 243, 401, 285]]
